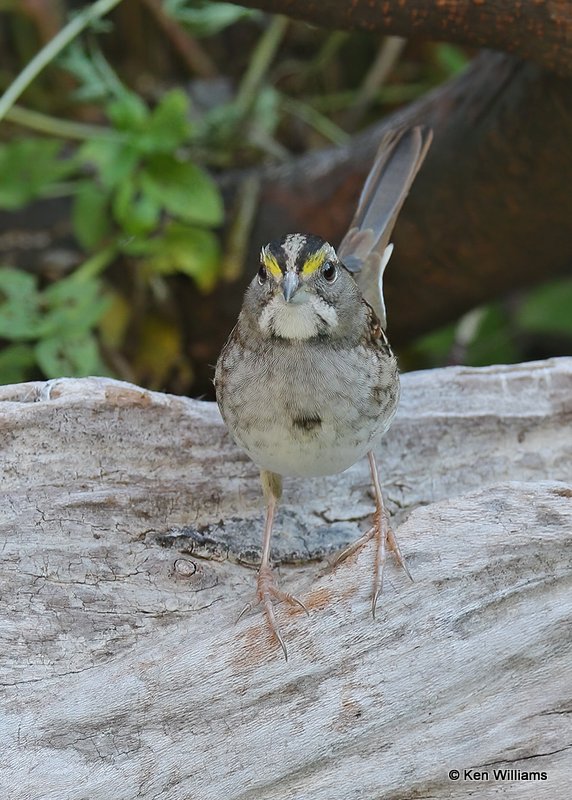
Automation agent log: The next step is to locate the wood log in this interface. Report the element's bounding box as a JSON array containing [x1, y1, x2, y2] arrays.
[[1, 357, 571, 798], [225, 0, 572, 78]]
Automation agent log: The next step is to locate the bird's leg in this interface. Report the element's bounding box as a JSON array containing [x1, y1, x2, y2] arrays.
[[331, 451, 411, 616], [240, 470, 307, 659], [367, 451, 412, 616]]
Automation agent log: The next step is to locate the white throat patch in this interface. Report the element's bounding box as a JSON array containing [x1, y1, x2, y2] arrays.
[[259, 294, 338, 339]]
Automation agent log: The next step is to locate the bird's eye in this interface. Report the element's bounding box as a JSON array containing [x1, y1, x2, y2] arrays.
[[322, 261, 337, 283], [258, 265, 267, 285]]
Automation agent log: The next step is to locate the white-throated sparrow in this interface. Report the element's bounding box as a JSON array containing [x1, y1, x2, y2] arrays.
[[215, 127, 432, 657]]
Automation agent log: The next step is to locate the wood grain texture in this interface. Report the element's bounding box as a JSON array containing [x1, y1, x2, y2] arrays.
[[224, 0, 572, 78], [1, 358, 571, 798]]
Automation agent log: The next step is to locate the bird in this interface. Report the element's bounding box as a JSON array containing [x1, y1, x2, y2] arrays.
[[215, 126, 432, 658]]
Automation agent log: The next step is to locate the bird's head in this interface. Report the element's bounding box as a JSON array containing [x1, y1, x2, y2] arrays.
[[242, 233, 364, 341]]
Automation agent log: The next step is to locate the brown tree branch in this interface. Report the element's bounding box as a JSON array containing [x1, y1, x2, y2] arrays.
[[226, 0, 572, 77]]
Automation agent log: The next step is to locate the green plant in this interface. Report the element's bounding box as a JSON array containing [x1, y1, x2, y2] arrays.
[[75, 87, 223, 289], [0, 139, 75, 208], [0, 83, 224, 385], [163, 0, 259, 36], [0, 1, 230, 386], [0, 267, 109, 382], [408, 276, 572, 370]]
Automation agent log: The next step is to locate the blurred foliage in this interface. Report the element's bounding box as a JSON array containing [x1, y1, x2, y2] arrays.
[[75, 88, 223, 281], [0, 139, 75, 208], [163, 0, 259, 34], [0, 0, 568, 393], [0, 266, 108, 382], [406, 278, 572, 371]]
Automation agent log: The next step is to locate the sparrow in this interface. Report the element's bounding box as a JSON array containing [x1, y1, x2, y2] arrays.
[[215, 126, 432, 657]]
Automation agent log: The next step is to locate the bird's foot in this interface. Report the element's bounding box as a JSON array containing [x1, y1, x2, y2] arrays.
[[237, 564, 308, 660], [331, 509, 412, 617], [369, 509, 412, 617]]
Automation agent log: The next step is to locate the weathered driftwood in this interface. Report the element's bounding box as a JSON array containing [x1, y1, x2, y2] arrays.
[[1, 358, 571, 799]]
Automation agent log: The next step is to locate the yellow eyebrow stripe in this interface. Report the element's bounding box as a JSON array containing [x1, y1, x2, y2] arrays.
[[301, 247, 328, 276], [261, 248, 282, 279]]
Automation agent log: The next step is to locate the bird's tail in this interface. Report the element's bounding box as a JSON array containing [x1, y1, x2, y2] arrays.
[[338, 126, 432, 328]]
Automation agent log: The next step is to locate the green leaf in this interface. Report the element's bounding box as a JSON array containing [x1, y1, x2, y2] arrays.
[[412, 323, 456, 366], [143, 89, 192, 153], [517, 279, 572, 335], [79, 139, 140, 189], [35, 334, 105, 378], [434, 44, 469, 77], [0, 343, 36, 385], [0, 266, 37, 299], [0, 267, 42, 340], [0, 267, 109, 379], [415, 304, 519, 368], [0, 140, 74, 210], [144, 222, 220, 290], [39, 277, 110, 338], [252, 86, 281, 135], [72, 182, 111, 250], [164, 0, 259, 36], [101, 91, 191, 158], [140, 155, 223, 226], [57, 41, 116, 102], [98, 290, 131, 348], [119, 236, 157, 257], [112, 176, 162, 236], [465, 305, 519, 366], [58, 41, 108, 102], [107, 92, 149, 131]]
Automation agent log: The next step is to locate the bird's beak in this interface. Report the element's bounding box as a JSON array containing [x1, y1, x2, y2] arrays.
[[282, 271, 300, 302]]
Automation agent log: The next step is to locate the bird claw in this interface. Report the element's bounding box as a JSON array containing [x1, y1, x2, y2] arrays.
[[370, 511, 412, 618], [236, 565, 308, 660], [330, 512, 411, 618], [387, 525, 413, 583], [236, 601, 253, 624]]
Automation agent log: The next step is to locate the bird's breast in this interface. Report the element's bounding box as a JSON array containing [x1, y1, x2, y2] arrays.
[[216, 338, 399, 478]]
